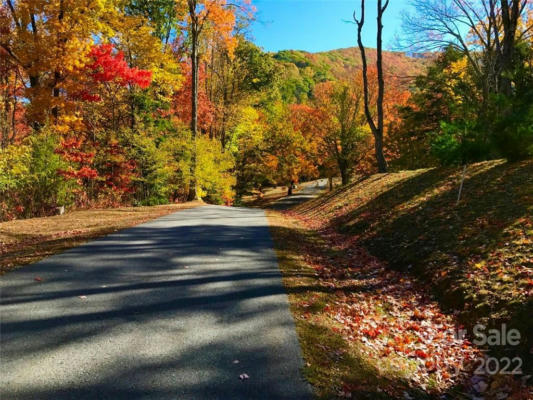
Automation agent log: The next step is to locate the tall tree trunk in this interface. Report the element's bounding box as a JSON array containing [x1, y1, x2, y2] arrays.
[[338, 157, 350, 185], [340, 169, 349, 186], [498, 0, 522, 96], [11, 73, 17, 144], [52, 71, 60, 123], [188, 7, 199, 201], [52, 0, 63, 124], [1, 71, 9, 148], [374, 131, 387, 174], [355, 0, 389, 173], [29, 74, 42, 131], [375, 0, 387, 172], [130, 92, 135, 130]]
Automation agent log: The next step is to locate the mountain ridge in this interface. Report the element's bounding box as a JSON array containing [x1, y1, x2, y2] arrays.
[[271, 46, 430, 103]]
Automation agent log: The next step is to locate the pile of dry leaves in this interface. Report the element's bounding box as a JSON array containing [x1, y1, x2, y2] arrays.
[[287, 210, 531, 399]]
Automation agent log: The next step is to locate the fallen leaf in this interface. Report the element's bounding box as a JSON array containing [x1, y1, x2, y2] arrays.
[[415, 349, 428, 359]]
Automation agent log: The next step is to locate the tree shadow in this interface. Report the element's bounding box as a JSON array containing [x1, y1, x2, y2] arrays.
[[308, 161, 532, 375], [267, 221, 471, 400], [1, 206, 312, 399]]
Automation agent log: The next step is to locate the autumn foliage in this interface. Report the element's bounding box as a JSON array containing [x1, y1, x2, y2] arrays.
[[86, 44, 152, 89], [0, 2, 532, 399], [172, 64, 214, 131]]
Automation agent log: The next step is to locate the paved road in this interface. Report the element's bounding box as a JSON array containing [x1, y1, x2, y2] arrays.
[[270, 179, 328, 210], [0, 206, 312, 400]]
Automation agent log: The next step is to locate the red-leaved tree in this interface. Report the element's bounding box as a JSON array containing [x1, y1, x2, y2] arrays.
[[172, 63, 214, 132]]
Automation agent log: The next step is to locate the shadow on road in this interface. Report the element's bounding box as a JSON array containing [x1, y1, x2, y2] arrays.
[[1, 206, 311, 400]]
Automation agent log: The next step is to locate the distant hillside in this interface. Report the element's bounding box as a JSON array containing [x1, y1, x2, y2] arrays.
[[272, 47, 431, 103], [314, 47, 430, 79]]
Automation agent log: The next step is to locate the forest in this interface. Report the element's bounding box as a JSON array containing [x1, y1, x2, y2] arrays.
[[1, 0, 532, 220], [1, 1, 532, 399]]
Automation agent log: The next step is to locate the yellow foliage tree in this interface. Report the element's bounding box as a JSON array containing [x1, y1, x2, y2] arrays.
[[1, 0, 117, 126]]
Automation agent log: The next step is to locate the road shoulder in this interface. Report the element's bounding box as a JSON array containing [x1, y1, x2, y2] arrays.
[[1, 201, 202, 274]]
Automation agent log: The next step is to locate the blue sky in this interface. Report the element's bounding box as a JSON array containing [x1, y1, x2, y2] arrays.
[[249, 0, 413, 53]]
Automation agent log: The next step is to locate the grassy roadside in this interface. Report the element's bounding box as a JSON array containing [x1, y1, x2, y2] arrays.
[[267, 160, 532, 399], [291, 160, 532, 368], [268, 209, 530, 400], [240, 186, 294, 208], [267, 210, 484, 399], [0, 201, 202, 274], [267, 210, 399, 399]]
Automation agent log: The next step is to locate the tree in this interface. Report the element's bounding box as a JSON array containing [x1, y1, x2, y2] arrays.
[[205, 38, 276, 148], [318, 82, 371, 185], [82, 44, 152, 127], [401, 0, 532, 98], [0, 5, 27, 148], [264, 104, 317, 195], [230, 106, 269, 196], [66, 43, 154, 202], [172, 62, 214, 132], [393, 5, 533, 166], [0, 0, 117, 128], [178, 0, 241, 199], [291, 81, 371, 186], [354, 0, 389, 173], [107, 10, 182, 131], [125, 0, 178, 46]]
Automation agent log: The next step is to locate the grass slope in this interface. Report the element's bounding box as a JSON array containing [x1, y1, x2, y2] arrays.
[[268, 211, 406, 399], [292, 160, 532, 369]]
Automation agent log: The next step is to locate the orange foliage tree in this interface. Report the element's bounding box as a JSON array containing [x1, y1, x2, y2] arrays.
[[178, 0, 248, 199], [172, 63, 214, 132]]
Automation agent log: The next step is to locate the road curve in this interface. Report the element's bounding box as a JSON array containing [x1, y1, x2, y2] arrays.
[[270, 179, 328, 210], [0, 205, 312, 400]]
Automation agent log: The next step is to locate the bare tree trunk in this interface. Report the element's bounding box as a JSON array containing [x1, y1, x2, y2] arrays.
[[1, 71, 9, 148], [498, 0, 523, 96], [354, 0, 389, 173], [52, 70, 61, 123], [339, 158, 350, 185], [190, 25, 198, 141], [130, 87, 136, 130], [11, 80, 16, 142], [188, 0, 199, 201], [10, 73, 17, 144]]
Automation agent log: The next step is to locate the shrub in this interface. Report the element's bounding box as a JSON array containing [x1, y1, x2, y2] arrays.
[[127, 126, 193, 205], [0, 130, 74, 220], [196, 136, 236, 204]]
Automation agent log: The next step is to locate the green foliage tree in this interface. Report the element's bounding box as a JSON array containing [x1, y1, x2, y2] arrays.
[[393, 43, 533, 168], [0, 129, 73, 219]]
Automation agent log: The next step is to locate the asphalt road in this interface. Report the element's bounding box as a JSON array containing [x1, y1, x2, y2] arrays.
[[0, 206, 312, 400], [270, 179, 328, 210]]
